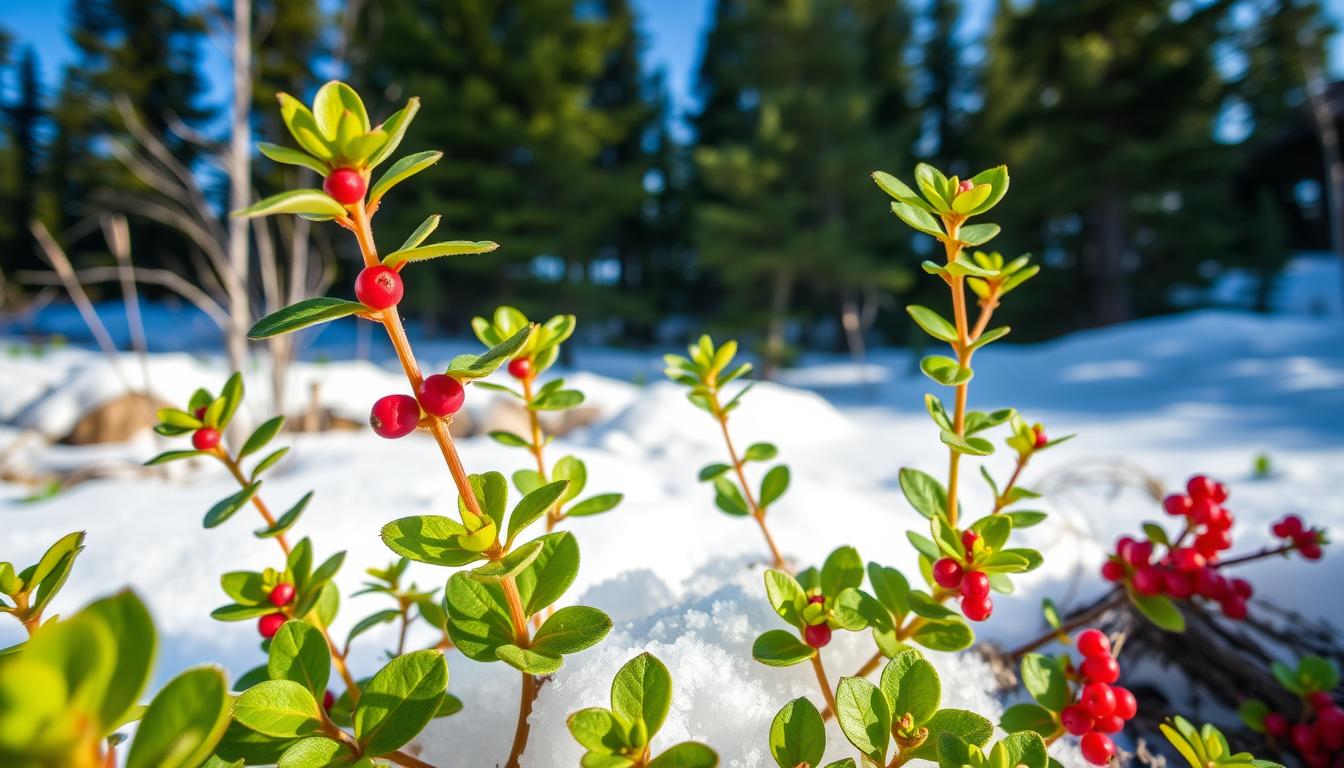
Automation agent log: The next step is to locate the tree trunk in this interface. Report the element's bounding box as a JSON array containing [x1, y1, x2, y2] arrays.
[[1303, 45, 1344, 317], [225, 0, 253, 376], [1091, 186, 1131, 326], [762, 268, 794, 379]]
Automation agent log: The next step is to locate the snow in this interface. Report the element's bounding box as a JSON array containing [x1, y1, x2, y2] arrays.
[[2, 261, 1343, 765]]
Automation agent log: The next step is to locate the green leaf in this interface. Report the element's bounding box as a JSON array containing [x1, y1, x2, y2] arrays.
[[958, 223, 1000, 246], [568, 707, 624, 753], [970, 326, 1010, 350], [257, 143, 329, 176], [516, 531, 580, 616], [939, 430, 994, 456], [647, 742, 718, 768], [126, 665, 231, 768], [907, 306, 958, 343], [507, 481, 569, 544], [921, 355, 973, 387], [967, 166, 1009, 215], [312, 81, 370, 139], [892, 201, 944, 237], [770, 697, 826, 768], [712, 474, 749, 516], [764, 570, 807, 628], [276, 737, 356, 768], [753, 630, 815, 667], [354, 650, 448, 756], [232, 680, 321, 738], [567, 494, 623, 517], [367, 97, 420, 168], [204, 482, 261, 528], [900, 468, 948, 520], [760, 465, 790, 508], [1019, 654, 1068, 712], [143, 449, 206, 466], [915, 163, 951, 211], [698, 463, 732, 481], [821, 547, 865, 595], [497, 643, 564, 675], [444, 573, 514, 662], [83, 591, 157, 729], [382, 239, 499, 269], [1131, 593, 1186, 632], [1000, 703, 1058, 737], [397, 214, 442, 253], [743, 442, 779, 461], [872, 171, 929, 209], [534, 389, 585, 411], [256, 492, 312, 539], [880, 651, 941, 725], [531, 606, 613, 656], [249, 298, 366, 340], [233, 189, 347, 219], [251, 447, 290, 480], [444, 326, 535, 380], [906, 709, 994, 762], [268, 620, 331, 699], [911, 619, 974, 652], [240, 417, 285, 460], [612, 652, 674, 738], [836, 676, 891, 764], [368, 150, 443, 206], [490, 431, 531, 448], [380, 516, 476, 567], [468, 539, 543, 584]]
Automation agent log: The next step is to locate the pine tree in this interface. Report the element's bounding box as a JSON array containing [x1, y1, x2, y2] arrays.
[[974, 0, 1238, 331], [2, 45, 42, 275], [348, 0, 657, 328], [692, 0, 916, 373]]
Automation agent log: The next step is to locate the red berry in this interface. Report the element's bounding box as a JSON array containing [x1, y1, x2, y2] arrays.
[[418, 374, 465, 417], [1298, 536, 1323, 560], [1094, 714, 1125, 733], [1211, 482, 1229, 502], [1171, 547, 1205, 572], [1124, 540, 1153, 567], [932, 558, 964, 590], [1191, 498, 1219, 526], [1080, 732, 1116, 765], [369, 394, 421, 439], [1082, 656, 1121, 685], [1308, 692, 1335, 712], [1033, 428, 1048, 448], [354, 265, 403, 310], [507, 357, 532, 379], [961, 594, 993, 622], [1111, 686, 1137, 720], [323, 690, 335, 711], [808, 594, 826, 605], [1061, 704, 1094, 736], [258, 613, 286, 639], [1163, 570, 1195, 599], [1278, 515, 1305, 537], [1076, 629, 1111, 658], [1264, 712, 1290, 739], [1100, 560, 1125, 582], [1229, 578, 1252, 599], [1316, 707, 1344, 750], [960, 571, 991, 600], [192, 427, 221, 451], [1187, 474, 1218, 500], [1131, 566, 1163, 596], [1163, 494, 1193, 517], [1194, 568, 1227, 600], [961, 530, 979, 555], [268, 583, 295, 607], [323, 167, 366, 205], [1221, 595, 1248, 620], [1115, 536, 1137, 559], [803, 622, 832, 648], [1293, 723, 1318, 754]]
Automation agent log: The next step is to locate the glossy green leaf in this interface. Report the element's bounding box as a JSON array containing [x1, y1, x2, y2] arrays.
[[233, 190, 347, 219], [382, 239, 499, 269], [369, 150, 443, 207], [126, 665, 231, 768], [232, 680, 321, 738], [612, 652, 674, 738], [770, 697, 826, 768], [204, 482, 261, 528], [268, 620, 331, 699], [249, 298, 366, 340], [752, 630, 815, 667], [354, 650, 448, 756], [835, 676, 890, 764]]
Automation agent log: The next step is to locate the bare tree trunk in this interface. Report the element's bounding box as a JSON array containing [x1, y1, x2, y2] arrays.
[[1302, 40, 1344, 316], [763, 268, 794, 379], [225, 0, 253, 374], [1091, 186, 1131, 326]]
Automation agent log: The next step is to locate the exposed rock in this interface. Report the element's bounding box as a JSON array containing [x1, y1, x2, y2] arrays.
[[60, 392, 171, 445]]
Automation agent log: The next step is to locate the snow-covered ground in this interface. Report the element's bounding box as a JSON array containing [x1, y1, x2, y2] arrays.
[[2, 262, 1342, 767]]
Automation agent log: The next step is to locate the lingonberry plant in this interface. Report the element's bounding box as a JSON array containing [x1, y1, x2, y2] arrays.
[[474, 307, 624, 536], [236, 80, 617, 767], [566, 653, 718, 767], [998, 628, 1137, 766], [1239, 656, 1343, 767], [1162, 718, 1284, 768]]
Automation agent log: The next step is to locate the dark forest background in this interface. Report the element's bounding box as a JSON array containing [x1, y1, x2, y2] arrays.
[[0, 0, 1339, 368]]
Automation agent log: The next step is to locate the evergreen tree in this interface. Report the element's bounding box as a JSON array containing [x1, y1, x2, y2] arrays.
[[2, 44, 42, 275], [349, 0, 657, 329], [692, 0, 916, 372], [974, 0, 1238, 331]]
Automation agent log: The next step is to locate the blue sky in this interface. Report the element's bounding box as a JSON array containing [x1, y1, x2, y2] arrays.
[[5, 0, 1343, 127]]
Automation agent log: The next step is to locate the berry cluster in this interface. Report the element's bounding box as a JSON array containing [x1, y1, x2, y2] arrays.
[[1264, 693, 1344, 767], [1102, 474, 1253, 619], [256, 582, 294, 639], [1059, 629, 1137, 766], [933, 531, 994, 622], [801, 594, 832, 648], [1271, 514, 1325, 561]]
